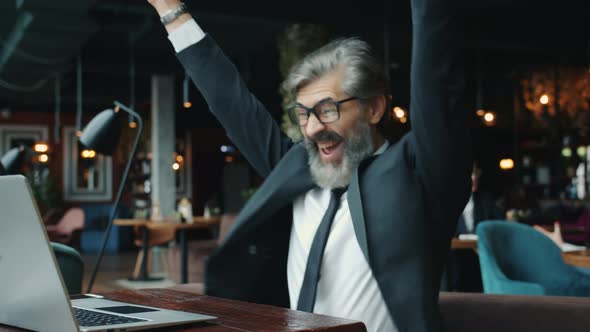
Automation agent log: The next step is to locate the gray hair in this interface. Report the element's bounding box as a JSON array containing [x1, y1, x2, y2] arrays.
[[282, 37, 389, 106]]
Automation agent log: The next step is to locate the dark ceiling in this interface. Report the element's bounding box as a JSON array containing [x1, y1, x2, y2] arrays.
[[0, 0, 588, 119]]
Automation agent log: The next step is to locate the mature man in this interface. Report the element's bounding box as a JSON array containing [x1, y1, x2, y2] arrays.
[[148, 0, 470, 331]]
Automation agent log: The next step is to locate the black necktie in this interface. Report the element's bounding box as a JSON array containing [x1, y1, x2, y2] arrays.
[[297, 187, 347, 312]]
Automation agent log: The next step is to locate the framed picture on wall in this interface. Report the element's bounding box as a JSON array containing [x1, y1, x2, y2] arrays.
[[63, 126, 113, 201], [0, 125, 49, 156]]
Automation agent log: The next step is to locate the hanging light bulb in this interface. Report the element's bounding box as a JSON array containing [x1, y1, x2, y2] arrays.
[[128, 47, 137, 128], [499, 158, 514, 170], [393, 106, 405, 119], [34, 142, 49, 153], [483, 111, 497, 126], [38, 154, 49, 163], [183, 73, 192, 108]]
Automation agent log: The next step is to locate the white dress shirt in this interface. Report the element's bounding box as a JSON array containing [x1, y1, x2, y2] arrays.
[[167, 19, 206, 52], [169, 19, 396, 332], [289, 141, 396, 332]]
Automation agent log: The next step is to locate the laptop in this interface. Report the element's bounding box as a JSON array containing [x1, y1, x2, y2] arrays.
[[0, 175, 216, 332]]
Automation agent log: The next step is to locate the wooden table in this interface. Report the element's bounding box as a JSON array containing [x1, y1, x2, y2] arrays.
[[0, 288, 366, 332], [114, 217, 221, 283], [451, 237, 590, 269], [563, 250, 590, 269], [451, 238, 478, 251]]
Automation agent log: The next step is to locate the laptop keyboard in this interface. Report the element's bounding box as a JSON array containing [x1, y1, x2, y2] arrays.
[[74, 307, 148, 327]]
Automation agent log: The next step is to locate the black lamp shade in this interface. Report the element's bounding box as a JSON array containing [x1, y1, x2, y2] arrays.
[[1, 147, 26, 175], [79, 108, 122, 155]]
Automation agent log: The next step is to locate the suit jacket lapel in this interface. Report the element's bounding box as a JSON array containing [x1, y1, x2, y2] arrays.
[[223, 144, 315, 246], [348, 156, 377, 263]]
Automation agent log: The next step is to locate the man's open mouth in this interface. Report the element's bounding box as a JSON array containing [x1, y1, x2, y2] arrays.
[[317, 141, 344, 162]]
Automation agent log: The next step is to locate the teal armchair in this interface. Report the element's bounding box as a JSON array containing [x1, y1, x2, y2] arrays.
[[476, 221, 590, 297], [51, 242, 84, 294]]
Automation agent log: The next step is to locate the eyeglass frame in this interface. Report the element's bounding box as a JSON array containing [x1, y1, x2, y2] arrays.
[[288, 96, 359, 126]]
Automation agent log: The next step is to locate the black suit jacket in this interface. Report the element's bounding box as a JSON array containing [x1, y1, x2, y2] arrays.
[[176, 0, 470, 331]]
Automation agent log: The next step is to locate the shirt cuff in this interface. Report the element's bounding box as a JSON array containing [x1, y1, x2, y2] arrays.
[[167, 19, 206, 53]]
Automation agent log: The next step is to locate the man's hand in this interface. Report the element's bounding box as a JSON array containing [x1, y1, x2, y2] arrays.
[[147, 0, 192, 33]]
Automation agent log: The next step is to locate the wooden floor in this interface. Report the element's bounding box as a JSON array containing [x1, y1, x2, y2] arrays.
[[81, 248, 206, 294]]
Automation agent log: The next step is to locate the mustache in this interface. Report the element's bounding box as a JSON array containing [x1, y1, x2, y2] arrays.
[[307, 130, 344, 144]]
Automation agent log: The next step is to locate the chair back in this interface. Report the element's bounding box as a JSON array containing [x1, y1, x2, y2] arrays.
[[56, 208, 85, 234], [477, 221, 590, 296], [51, 242, 84, 294], [134, 223, 176, 247]]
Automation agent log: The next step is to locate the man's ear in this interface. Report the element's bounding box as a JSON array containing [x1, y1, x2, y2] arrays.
[[367, 95, 386, 125]]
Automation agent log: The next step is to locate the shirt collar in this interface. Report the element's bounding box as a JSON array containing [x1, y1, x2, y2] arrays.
[[373, 140, 390, 156]]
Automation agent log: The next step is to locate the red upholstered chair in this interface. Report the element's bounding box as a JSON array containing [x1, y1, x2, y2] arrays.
[[46, 208, 85, 249], [132, 223, 177, 278]]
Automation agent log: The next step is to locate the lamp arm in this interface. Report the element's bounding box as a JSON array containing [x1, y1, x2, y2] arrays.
[[86, 101, 143, 293]]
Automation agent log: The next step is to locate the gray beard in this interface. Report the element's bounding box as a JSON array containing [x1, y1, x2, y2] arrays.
[[305, 120, 374, 189]]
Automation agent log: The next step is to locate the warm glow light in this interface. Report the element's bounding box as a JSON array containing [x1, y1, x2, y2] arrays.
[[577, 146, 587, 157], [128, 121, 137, 129], [393, 106, 405, 119], [225, 156, 234, 163], [476, 109, 486, 116], [183, 101, 192, 108], [172, 162, 180, 170], [400, 116, 407, 124], [562, 147, 572, 158], [38, 154, 49, 163], [540, 94, 549, 105], [484, 112, 495, 122], [34, 143, 49, 153], [81, 149, 96, 159], [176, 155, 184, 163], [499, 158, 514, 170]]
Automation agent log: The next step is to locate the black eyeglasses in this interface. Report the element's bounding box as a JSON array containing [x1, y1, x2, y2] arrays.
[[288, 97, 359, 126]]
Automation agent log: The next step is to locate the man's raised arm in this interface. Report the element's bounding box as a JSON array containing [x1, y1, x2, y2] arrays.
[[146, 0, 292, 178], [148, 0, 192, 34], [409, 0, 471, 217]]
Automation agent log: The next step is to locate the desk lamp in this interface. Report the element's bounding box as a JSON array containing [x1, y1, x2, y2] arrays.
[[82, 101, 143, 293], [0, 146, 26, 175]]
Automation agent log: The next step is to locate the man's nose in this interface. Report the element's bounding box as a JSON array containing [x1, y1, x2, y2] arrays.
[[304, 113, 325, 138]]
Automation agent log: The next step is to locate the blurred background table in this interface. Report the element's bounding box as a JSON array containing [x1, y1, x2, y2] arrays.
[[114, 217, 221, 283], [562, 250, 590, 269]]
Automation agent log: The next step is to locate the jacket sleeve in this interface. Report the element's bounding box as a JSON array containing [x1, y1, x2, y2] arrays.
[[409, 0, 472, 221], [176, 35, 293, 178]]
